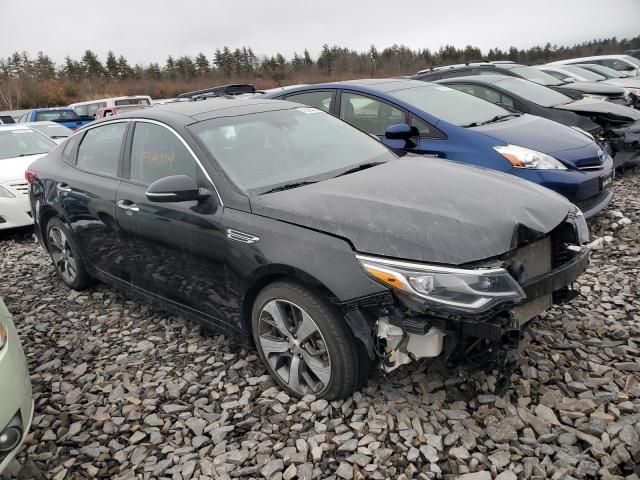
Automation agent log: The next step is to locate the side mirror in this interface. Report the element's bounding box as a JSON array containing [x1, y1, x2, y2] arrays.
[[146, 175, 211, 203], [385, 123, 419, 140]]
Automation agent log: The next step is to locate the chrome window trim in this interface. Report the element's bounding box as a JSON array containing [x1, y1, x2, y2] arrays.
[[129, 118, 224, 206]]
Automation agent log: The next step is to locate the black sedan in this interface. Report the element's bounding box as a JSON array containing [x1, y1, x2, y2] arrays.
[[27, 98, 590, 399], [437, 75, 640, 168]]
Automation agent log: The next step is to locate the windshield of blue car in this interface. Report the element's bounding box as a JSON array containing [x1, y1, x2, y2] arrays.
[[33, 110, 79, 121], [507, 65, 565, 86], [495, 78, 572, 107], [560, 66, 606, 81], [0, 129, 56, 160], [191, 107, 396, 194], [390, 84, 510, 127]]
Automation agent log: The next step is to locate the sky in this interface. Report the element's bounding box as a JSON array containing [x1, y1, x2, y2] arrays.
[[1, 0, 638, 66]]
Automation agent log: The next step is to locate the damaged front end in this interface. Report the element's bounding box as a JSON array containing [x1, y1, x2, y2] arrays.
[[341, 208, 591, 395], [609, 121, 640, 167]]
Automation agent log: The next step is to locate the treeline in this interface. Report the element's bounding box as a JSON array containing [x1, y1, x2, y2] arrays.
[[1, 35, 639, 110]]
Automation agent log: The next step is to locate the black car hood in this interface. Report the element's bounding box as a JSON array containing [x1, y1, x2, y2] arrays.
[[560, 81, 626, 95], [555, 97, 640, 123], [250, 157, 571, 265]]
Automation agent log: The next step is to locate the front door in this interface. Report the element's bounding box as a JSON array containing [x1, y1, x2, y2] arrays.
[[115, 120, 228, 324]]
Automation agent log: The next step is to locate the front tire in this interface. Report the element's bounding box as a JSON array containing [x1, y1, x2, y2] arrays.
[[252, 281, 367, 400], [46, 217, 92, 290]]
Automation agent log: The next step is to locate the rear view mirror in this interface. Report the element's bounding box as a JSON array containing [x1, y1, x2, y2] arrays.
[[146, 175, 210, 203], [385, 123, 419, 140]]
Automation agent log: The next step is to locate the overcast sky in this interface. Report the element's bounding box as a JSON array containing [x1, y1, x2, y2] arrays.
[[1, 0, 638, 66]]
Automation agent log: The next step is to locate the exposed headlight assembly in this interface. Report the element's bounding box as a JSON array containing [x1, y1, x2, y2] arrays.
[[356, 254, 525, 313], [494, 145, 567, 170]]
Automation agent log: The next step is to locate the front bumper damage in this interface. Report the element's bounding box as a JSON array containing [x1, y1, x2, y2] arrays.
[[341, 243, 590, 396], [610, 122, 640, 168]]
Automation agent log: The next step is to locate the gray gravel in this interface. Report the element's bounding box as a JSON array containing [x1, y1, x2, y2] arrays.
[[1, 169, 639, 480]]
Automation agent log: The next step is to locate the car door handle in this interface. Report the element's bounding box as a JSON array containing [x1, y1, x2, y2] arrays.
[[117, 200, 140, 212], [56, 184, 72, 192]]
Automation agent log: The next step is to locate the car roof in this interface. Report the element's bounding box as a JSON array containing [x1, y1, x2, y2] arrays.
[[416, 61, 518, 74], [269, 78, 431, 94], [548, 55, 634, 65], [436, 74, 515, 85], [94, 97, 303, 124], [32, 107, 74, 112], [24, 121, 62, 126]]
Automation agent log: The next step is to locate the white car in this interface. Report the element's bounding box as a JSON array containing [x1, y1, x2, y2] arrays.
[[24, 121, 73, 144], [0, 125, 57, 230], [549, 55, 640, 76]]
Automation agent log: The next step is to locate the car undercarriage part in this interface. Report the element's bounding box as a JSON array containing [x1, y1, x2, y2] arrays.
[[376, 317, 445, 372]]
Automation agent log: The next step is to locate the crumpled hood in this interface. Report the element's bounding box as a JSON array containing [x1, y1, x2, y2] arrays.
[[250, 157, 571, 265], [555, 98, 640, 123], [0, 154, 46, 183], [470, 114, 593, 155]]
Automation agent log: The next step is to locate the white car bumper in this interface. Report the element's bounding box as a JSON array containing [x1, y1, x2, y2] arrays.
[[0, 180, 32, 230]]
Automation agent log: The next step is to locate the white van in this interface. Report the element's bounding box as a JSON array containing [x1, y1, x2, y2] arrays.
[[68, 95, 152, 118], [549, 55, 640, 76]]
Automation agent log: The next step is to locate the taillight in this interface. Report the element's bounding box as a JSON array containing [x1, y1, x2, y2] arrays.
[[25, 169, 38, 184]]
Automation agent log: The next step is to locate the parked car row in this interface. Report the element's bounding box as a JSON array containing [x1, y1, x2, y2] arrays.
[[2, 53, 638, 403]]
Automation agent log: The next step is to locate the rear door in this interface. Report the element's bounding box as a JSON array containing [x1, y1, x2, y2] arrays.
[[58, 120, 129, 279], [115, 120, 227, 322]]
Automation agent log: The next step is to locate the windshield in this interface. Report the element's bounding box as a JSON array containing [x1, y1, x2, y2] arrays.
[[191, 107, 396, 194], [390, 85, 509, 127], [31, 123, 72, 139], [34, 110, 79, 121], [508, 65, 565, 86], [74, 102, 107, 117], [622, 55, 640, 67], [578, 64, 626, 78], [561, 66, 605, 81], [0, 129, 56, 160], [495, 78, 572, 107], [114, 98, 151, 106]]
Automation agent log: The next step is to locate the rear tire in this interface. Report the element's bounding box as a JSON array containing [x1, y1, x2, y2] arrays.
[[45, 217, 92, 291], [252, 281, 367, 400]]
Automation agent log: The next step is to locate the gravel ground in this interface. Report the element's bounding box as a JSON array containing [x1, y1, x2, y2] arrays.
[[1, 169, 639, 480]]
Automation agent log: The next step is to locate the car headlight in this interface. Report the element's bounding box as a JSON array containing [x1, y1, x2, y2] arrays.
[[0, 322, 6, 350], [0, 186, 15, 198], [624, 87, 640, 96], [356, 254, 525, 312], [494, 145, 567, 170]]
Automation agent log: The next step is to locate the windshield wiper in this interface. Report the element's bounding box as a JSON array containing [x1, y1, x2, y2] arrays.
[[478, 114, 521, 125], [261, 181, 318, 194], [334, 162, 385, 178], [17, 152, 48, 157]]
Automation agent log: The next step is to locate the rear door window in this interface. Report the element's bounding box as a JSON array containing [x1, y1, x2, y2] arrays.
[[447, 83, 515, 109], [76, 122, 127, 177], [339, 92, 405, 136], [284, 91, 334, 113]]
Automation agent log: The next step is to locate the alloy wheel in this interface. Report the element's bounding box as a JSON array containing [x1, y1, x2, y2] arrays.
[[257, 299, 332, 396], [48, 226, 77, 284]]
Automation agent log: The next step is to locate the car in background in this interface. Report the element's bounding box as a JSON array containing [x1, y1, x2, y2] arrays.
[[549, 55, 640, 76], [27, 98, 591, 399], [536, 65, 637, 106], [412, 62, 631, 105], [95, 104, 149, 120], [175, 84, 256, 100], [437, 75, 640, 168], [0, 125, 57, 230], [627, 50, 640, 60], [18, 108, 92, 131], [0, 298, 33, 475], [262, 79, 613, 218], [69, 95, 152, 119], [564, 64, 640, 107], [25, 121, 73, 144], [0, 115, 15, 124]]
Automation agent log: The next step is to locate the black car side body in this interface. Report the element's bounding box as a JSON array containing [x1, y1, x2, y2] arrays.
[[28, 98, 590, 396]]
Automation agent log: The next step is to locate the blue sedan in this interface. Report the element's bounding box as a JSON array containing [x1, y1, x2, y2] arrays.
[[261, 79, 613, 218]]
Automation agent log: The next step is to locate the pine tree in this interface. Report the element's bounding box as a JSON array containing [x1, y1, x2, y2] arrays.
[[195, 53, 210, 75], [81, 50, 105, 77], [105, 51, 119, 78]]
